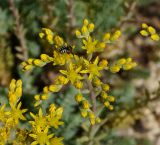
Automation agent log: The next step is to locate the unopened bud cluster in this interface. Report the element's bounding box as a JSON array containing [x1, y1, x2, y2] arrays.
[[140, 23, 160, 41]]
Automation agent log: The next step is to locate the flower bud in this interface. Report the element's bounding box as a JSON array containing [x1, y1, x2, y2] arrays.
[[151, 34, 160, 41], [140, 30, 149, 36], [75, 93, 83, 103], [88, 23, 95, 32], [81, 109, 88, 118], [102, 84, 110, 91], [82, 100, 90, 109], [75, 30, 81, 38], [110, 65, 120, 73], [34, 95, 40, 101]]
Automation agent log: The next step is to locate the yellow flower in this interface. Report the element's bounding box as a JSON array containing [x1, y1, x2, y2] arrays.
[[6, 102, 27, 127], [30, 108, 48, 131], [50, 137, 64, 145], [47, 105, 64, 129], [53, 51, 73, 66], [29, 127, 54, 145], [60, 63, 83, 84], [81, 57, 103, 79], [82, 36, 98, 54]]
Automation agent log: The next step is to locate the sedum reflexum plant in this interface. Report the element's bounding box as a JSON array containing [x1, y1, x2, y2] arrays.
[[21, 19, 137, 125], [0, 79, 64, 145]]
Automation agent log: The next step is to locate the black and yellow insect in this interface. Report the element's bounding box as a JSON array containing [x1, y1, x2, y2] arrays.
[[59, 45, 72, 54]]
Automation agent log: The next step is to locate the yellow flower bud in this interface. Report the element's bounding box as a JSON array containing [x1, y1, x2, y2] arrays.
[[101, 91, 108, 99], [17, 79, 22, 87], [103, 33, 111, 41], [56, 107, 63, 117], [24, 65, 33, 71], [81, 26, 88, 35], [104, 101, 110, 107], [15, 87, 22, 98], [126, 58, 132, 62], [83, 19, 89, 26], [90, 118, 95, 125], [140, 30, 149, 36], [148, 26, 156, 34], [28, 58, 34, 65], [43, 28, 53, 35], [40, 54, 49, 62], [39, 32, 44, 38], [46, 35, 53, 44], [102, 84, 110, 91], [110, 65, 120, 73], [88, 111, 95, 119], [117, 58, 126, 65], [34, 95, 40, 101], [98, 42, 106, 50], [99, 59, 108, 68], [10, 79, 16, 91], [108, 105, 114, 110], [88, 23, 95, 32], [151, 34, 160, 41], [74, 81, 83, 89], [75, 93, 83, 103], [49, 85, 62, 92], [81, 109, 88, 118], [41, 94, 48, 100], [111, 30, 121, 41], [96, 117, 101, 123], [92, 77, 102, 86], [33, 59, 45, 67], [123, 63, 132, 70], [115, 30, 121, 36], [82, 100, 90, 109], [131, 62, 137, 67], [55, 75, 68, 85], [142, 23, 148, 29], [21, 62, 27, 66], [108, 96, 115, 102], [75, 30, 81, 38]]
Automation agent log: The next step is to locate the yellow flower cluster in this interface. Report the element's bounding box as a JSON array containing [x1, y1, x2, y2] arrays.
[[21, 19, 136, 125], [0, 79, 27, 144], [110, 58, 137, 73], [21, 54, 54, 71], [0, 80, 64, 145], [75, 19, 121, 54], [29, 104, 64, 145], [140, 23, 160, 41]]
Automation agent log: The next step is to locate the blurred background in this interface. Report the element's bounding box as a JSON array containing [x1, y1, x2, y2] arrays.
[[0, 0, 160, 145]]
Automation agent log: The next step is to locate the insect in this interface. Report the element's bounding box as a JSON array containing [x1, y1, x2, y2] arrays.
[[59, 45, 72, 54]]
